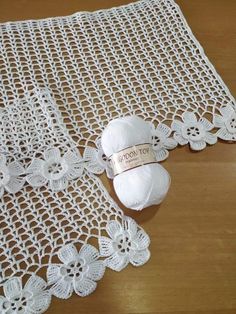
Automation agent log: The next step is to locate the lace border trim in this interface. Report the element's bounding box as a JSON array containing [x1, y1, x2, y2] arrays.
[[0, 216, 150, 313]]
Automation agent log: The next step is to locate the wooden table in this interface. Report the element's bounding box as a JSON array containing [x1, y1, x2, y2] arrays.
[[0, 0, 235, 313]]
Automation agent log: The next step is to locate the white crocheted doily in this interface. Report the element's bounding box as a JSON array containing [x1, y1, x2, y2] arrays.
[[0, 0, 235, 312]]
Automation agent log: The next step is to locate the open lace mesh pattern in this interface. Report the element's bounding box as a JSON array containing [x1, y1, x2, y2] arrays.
[[0, 0, 235, 149], [0, 88, 150, 312], [0, 0, 235, 312], [0, 90, 123, 280]]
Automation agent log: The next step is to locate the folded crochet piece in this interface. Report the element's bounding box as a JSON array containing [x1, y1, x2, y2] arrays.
[[0, 0, 235, 313], [0, 89, 150, 311]]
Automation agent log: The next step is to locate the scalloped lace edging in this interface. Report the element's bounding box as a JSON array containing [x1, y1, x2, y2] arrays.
[[0, 216, 150, 313]]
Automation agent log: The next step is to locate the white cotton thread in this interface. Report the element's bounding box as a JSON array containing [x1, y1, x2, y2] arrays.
[[101, 116, 171, 210]]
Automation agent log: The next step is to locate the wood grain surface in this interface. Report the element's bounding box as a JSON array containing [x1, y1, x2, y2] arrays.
[[0, 0, 235, 313]]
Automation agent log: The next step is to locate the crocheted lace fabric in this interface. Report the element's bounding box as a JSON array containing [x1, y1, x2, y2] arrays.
[[0, 0, 235, 312]]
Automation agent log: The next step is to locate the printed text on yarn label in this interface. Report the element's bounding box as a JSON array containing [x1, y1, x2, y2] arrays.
[[110, 143, 157, 176]]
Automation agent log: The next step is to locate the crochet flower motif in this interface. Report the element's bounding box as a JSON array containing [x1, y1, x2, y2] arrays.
[[26, 148, 84, 191], [0, 276, 51, 314], [150, 123, 177, 161], [83, 138, 113, 179], [47, 243, 105, 299], [171, 111, 217, 151], [99, 216, 150, 271], [0, 155, 25, 197], [213, 104, 236, 141]]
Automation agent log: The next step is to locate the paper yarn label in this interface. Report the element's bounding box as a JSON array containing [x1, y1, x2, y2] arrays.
[[110, 143, 157, 176]]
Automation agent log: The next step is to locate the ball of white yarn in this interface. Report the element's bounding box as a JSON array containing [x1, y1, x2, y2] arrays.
[[101, 116, 171, 211]]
